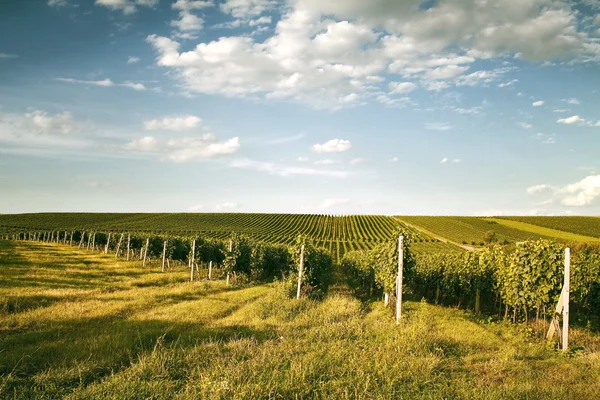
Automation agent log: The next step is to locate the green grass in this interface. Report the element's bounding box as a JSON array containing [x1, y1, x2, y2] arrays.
[[498, 216, 600, 239], [397, 216, 569, 246], [2, 240, 600, 399], [486, 218, 600, 242]]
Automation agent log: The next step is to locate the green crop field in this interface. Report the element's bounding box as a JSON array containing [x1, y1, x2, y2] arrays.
[[497, 216, 600, 239], [395, 216, 599, 247], [2, 240, 600, 399], [0, 213, 460, 261]]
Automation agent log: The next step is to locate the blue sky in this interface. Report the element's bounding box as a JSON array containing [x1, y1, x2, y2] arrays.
[[1, 0, 599, 215]]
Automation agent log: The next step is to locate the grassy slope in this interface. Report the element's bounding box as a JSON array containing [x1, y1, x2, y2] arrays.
[[1, 240, 600, 399], [498, 216, 600, 239], [486, 218, 600, 242]]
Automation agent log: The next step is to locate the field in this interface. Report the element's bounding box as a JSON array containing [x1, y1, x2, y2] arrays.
[[0, 213, 460, 261], [396, 216, 600, 247], [2, 239, 600, 399], [497, 216, 600, 239]]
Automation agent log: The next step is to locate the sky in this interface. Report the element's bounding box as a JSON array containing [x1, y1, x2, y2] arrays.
[[0, 0, 599, 215]]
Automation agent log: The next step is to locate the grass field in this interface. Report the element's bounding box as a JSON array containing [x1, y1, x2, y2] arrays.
[[2, 240, 600, 399]]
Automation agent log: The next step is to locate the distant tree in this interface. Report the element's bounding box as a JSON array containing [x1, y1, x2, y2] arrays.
[[483, 230, 498, 245]]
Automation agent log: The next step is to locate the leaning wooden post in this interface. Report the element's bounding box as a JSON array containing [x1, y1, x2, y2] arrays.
[[126, 234, 131, 261], [161, 240, 167, 273], [115, 233, 124, 258], [142, 238, 150, 267], [396, 235, 404, 324], [105, 233, 111, 254], [190, 240, 196, 281], [296, 243, 305, 299], [86, 232, 92, 250], [563, 248, 570, 352], [78, 232, 85, 249]]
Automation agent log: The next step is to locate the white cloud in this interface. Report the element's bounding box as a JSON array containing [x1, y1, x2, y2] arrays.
[[350, 157, 366, 165], [532, 100, 545, 107], [95, 0, 158, 15], [122, 136, 160, 151], [215, 202, 238, 210], [312, 139, 351, 153], [297, 156, 308, 162], [388, 81, 417, 94], [557, 115, 584, 124], [320, 198, 350, 209], [453, 106, 482, 115], [230, 158, 349, 177], [25, 110, 76, 135], [441, 157, 461, 164], [0, 53, 18, 59], [48, 0, 67, 6], [567, 98, 581, 104], [172, 0, 213, 10], [517, 122, 533, 129], [527, 184, 553, 195], [561, 175, 600, 206], [166, 136, 240, 162], [498, 79, 518, 88], [56, 77, 147, 91], [220, 0, 276, 18], [314, 159, 337, 165], [596, 121, 600, 127], [188, 204, 204, 211], [390, 157, 398, 162], [145, 0, 600, 110], [171, 10, 204, 31], [127, 56, 140, 64], [554, 109, 570, 113], [425, 122, 452, 131], [144, 115, 202, 131], [122, 134, 239, 162]]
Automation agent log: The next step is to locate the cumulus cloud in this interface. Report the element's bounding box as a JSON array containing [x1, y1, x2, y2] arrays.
[[557, 115, 584, 124], [144, 115, 202, 131], [56, 77, 147, 90], [388, 81, 417, 94], [127, 56, 140, 64], [122, 134, 240, 162], [95, 0, 158, 15], [320, 198, 350, 209], [532, 100, 545, 107], [567, 98, 581, 104], [230, 158, 348, 177], [312, 139, 351, 153], [527, 176, 600, 206]]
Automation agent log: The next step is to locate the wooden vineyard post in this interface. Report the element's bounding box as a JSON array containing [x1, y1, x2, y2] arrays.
[[396, 235, 404, 324], [142, 238, 149, 268], [190, 240, 196, 281], [115, 233, 124, 258], [126, 234, 131, 261], [69, 231, 73, 246], [208, 261, 213, 280], [226, 240, 232, 286], [161, 240, 167, 273], [86, 232, 92, 250], [64, 231, 68, 244], [91, 232, 96, 251], [546, 248, 570, 352], [563, 248, 570, 352], [78, 232, 85, 249], [105, 233, 111, 254], [296, 243, 305, 299]]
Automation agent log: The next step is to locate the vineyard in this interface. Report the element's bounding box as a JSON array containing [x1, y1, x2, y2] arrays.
[[497, 216, 600, 239], [395, 216, 600, 247], [0, 213, 458, 261]]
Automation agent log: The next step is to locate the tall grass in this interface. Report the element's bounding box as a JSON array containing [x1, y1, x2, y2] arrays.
[[1, 240, 599, 399]]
